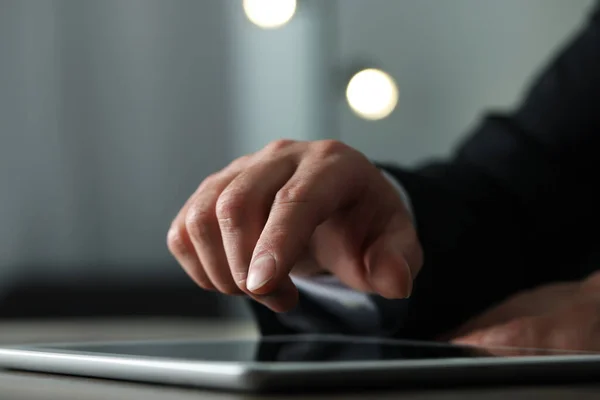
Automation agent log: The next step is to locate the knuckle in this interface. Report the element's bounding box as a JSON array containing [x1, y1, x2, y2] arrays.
[[166, 227, 190, 256], [313, 139, 349, 157], [185, 207, 213, 242], [228, 154, 252, 171], [274, 183, 311, 205], [215, 190, 246, 226], [265, 139, 295, 153]]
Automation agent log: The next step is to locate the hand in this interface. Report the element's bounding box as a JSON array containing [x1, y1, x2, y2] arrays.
[[167, 139, 422, 312], [449, 271, 600, 352]]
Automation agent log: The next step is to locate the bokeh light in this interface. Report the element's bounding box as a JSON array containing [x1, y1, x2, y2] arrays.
[[243, 0, 297, 29], [346, 68, 399, 120]]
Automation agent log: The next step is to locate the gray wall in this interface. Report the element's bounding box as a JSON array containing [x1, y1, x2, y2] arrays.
[[338, 0, 594, 165], [1, 0, 233, 290]]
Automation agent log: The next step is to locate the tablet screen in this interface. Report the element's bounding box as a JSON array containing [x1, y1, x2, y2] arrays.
[[37, 335, 593, 363]]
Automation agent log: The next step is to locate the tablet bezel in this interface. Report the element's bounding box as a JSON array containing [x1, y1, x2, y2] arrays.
[[0, 335, 599, 392]]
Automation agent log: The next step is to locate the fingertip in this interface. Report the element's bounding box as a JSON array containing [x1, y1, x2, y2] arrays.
[[246, 254, 277, 294], [384, 232, 414, 298], [365, 236, 413, 299]]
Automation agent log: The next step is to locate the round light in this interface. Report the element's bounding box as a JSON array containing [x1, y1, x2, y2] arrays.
[[345, 68, 399, 120], [243, 0, 297, 29]]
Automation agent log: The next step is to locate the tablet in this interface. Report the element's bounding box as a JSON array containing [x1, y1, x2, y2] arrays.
[[0, 334, 599, 392]]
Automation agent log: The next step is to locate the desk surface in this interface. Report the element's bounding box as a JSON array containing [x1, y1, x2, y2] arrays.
[[0, 318, 598, 400]]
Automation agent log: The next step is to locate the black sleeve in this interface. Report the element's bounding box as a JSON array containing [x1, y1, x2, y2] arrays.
[[373, 3, 600, 340], [250, 3, 600, 339]]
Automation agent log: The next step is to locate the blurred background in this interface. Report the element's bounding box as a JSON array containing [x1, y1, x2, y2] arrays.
[[0, 0, 594, 325]]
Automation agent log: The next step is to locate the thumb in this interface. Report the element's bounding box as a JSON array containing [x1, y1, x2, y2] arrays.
[[364, 213, 422, 299]]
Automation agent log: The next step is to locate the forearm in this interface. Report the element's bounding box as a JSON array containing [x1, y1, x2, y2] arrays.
[[375, 160, 531, 339]]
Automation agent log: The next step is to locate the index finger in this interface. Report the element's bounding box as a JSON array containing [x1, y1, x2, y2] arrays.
[[245, 152, 361, 295]]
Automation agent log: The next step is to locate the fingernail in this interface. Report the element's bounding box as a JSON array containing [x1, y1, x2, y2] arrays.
[[387, 236, 413, 298], [247, 254, 276, 292]]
